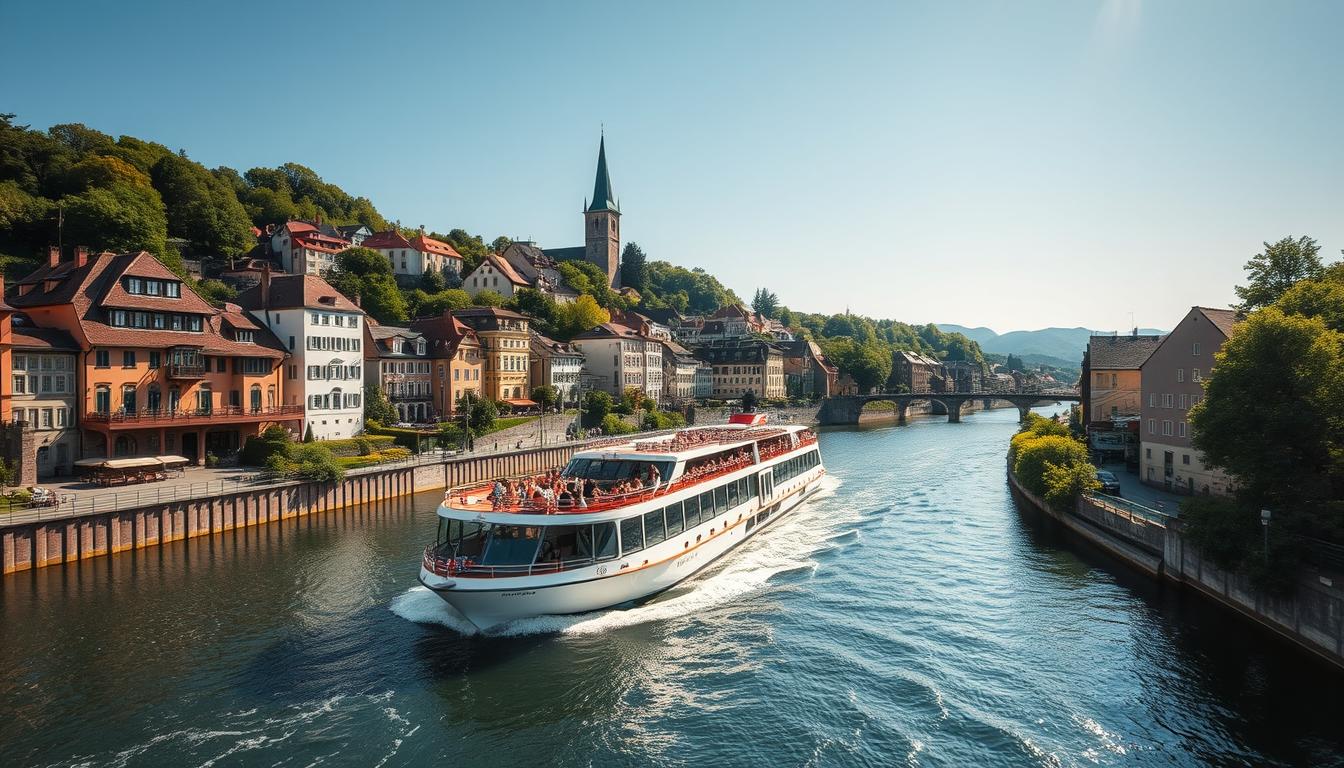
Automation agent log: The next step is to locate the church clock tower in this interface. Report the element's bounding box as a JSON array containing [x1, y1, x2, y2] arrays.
[[584, 134, 621, 288]]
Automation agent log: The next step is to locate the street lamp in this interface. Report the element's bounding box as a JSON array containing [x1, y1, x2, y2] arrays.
[[1261, 508, 1272, 564]]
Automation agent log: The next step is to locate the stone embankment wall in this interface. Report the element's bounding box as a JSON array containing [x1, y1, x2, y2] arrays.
[[1008, 465, 1344, 669], [1, 444, 577, 575]]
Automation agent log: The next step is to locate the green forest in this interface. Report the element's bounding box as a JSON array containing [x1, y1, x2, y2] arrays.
[[0, 113, 990, 387]]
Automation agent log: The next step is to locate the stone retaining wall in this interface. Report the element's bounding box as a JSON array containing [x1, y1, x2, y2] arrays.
[[1007, 462, 1344, 669], [1, 444, 577, 575]]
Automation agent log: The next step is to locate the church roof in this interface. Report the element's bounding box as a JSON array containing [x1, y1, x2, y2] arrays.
[[587, 135, 619, 214]]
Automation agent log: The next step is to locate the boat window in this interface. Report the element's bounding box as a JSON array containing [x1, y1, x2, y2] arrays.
[[684, 495, 701, 527], [664, 501, 684, 536], [444, 518, 486, 557], [620, 516, 644, 555], [748, 473, 758, 498], [537, 525, 581, 564], [594, 522, 618, 560], [644, 509, 666, 546], [715, 485, 728, 514], [727, 479, 740, 509], [480, 525, 542, 565], [698, 491, 713, 523], [564, 458, 675, 485]]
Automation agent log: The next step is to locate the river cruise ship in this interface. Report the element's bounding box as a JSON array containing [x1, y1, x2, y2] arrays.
[[419, 414, 825, 629]]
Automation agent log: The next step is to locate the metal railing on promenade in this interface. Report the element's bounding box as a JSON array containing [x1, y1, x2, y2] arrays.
[[0, 426, 685, 528], [1085, 492, 1177, 527]]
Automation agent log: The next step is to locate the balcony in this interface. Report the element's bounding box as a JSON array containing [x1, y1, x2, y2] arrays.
[[83, 405, 304, 429], [167, 363, 208, 380], [388, 392, 431, 403]]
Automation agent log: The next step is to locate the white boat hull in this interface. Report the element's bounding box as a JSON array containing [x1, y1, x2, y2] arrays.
[[419, 469, 824, 630]]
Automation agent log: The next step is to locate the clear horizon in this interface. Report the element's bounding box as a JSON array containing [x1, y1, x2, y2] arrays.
[[3, 0, 1341, 333]]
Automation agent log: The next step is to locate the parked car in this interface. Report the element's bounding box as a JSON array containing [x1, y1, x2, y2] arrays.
[[1095, 470, 1121, 496]]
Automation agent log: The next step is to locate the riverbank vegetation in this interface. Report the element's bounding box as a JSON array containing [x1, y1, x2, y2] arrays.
[[1009, 414, 1098, 512], [1186, 238, 1344, 589]]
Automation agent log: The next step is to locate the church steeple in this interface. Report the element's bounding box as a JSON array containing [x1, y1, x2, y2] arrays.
[[583, 132, 622, 288], [587, 134, 619, 214]]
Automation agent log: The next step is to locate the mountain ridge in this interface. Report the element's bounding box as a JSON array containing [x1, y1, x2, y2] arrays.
[[937, 324, 1166, 362]]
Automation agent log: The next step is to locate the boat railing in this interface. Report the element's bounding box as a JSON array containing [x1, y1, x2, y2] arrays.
[[422, 545, 602, 578], [629, 426, 789, 454], [443, 455, 757, 515]]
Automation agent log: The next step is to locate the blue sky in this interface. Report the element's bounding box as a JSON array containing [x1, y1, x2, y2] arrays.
[[3, 1, 1342, 332]]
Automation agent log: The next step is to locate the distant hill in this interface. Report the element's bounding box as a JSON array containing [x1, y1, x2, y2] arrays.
[[938, 324, 1165, 363]]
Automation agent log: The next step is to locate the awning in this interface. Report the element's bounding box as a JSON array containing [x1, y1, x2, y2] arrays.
[[103, 457, 163, 470], [74, 458, 110, 467], [503, 399, 540, 407], [155, 455, 191, 466]]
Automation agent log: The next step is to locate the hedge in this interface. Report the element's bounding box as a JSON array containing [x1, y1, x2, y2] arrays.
[[366, 425, 433, 452], [322, 435, 396, 457]]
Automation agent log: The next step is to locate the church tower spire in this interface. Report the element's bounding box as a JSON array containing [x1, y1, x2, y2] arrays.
[[584, 132, 622, 287]]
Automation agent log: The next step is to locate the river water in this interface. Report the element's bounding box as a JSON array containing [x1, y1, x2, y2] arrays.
[[3, 407, 1343, 767]]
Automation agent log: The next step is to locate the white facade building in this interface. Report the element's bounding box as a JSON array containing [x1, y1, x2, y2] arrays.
[[572, 323, 660, 405], [360, 229, 463, 284], [238, 273, 366, 440]]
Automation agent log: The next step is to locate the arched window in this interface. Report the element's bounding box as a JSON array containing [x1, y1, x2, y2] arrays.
[[197, 385, 212, 414], [121, 384, 137, 414], [95, 385, 110, 415], [147, 384, 161, 413], [250, 384, 262, 413], [267, 386, 276, 409]]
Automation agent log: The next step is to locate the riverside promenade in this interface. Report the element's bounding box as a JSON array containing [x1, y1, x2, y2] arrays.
[[1007, 463, 1344, 670], [0, 424, 675, 575]]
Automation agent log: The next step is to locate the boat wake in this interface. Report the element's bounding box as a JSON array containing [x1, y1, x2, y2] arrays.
[[390, 474, 847, 637]]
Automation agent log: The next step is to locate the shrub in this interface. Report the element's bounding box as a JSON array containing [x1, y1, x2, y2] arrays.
[[367, 425, 429, 452], [1042, 461, 1100, 512], [240, 426, 293, 466], [601, 413, 637, 435], [641, 409, 686, 431], [582, 390, 614, 428], [322, 435, 395, 457], [1013, 434, 1089, 498], [289, 444, 344, 482], [268, 444, 344, 482]]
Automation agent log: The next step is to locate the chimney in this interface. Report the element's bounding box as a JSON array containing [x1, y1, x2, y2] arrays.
[[260, 262, 271, 307], [352, 291, 361, 308], [75, 246, 89, 268], [1131, 327, 1138, 338], [47, 245, 60, 267]]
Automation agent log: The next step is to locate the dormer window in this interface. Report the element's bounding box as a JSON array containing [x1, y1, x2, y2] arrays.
[[416, 340, 426, 356], [128, 278, 143, 294], [236, 330, 254, 343]]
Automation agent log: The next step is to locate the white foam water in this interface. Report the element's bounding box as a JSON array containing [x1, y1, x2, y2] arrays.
[[390, 474, 848, 637]]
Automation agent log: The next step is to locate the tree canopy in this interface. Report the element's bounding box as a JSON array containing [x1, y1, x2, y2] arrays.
[[1234, 235, 1326, 312]]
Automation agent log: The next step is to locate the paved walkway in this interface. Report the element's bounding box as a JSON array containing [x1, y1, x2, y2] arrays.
[[1098, 462, 1185, 516]]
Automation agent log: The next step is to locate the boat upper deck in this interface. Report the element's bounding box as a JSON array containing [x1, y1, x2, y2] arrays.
[[442, 423, 817, 518]]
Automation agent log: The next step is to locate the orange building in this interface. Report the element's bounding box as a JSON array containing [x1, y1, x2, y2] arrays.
[[408, 311, 483, 418], [7, 247, 301, 464]]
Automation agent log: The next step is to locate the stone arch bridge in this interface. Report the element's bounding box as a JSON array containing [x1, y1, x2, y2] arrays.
[[817, 391, 1082, 426]]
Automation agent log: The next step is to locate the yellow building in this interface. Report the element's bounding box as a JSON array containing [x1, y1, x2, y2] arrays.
[[452, 307, 531, 405]]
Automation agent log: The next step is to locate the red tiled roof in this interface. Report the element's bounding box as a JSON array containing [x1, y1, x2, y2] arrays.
[[1197, 307, 1239, 338], [360, 230, 413, 250], [235, 274, 362, 312], [411, 234, 462, 259], [99, 252, 216, 314], [292, 234, 345, 254], [481, 253, 529, 286], [7, 251, 289, 355], [10, 326, 79, 351], [408, 313, 481, 357]]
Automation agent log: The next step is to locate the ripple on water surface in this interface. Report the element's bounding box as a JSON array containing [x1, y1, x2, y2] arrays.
[[5, 408, 1344, 767]]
